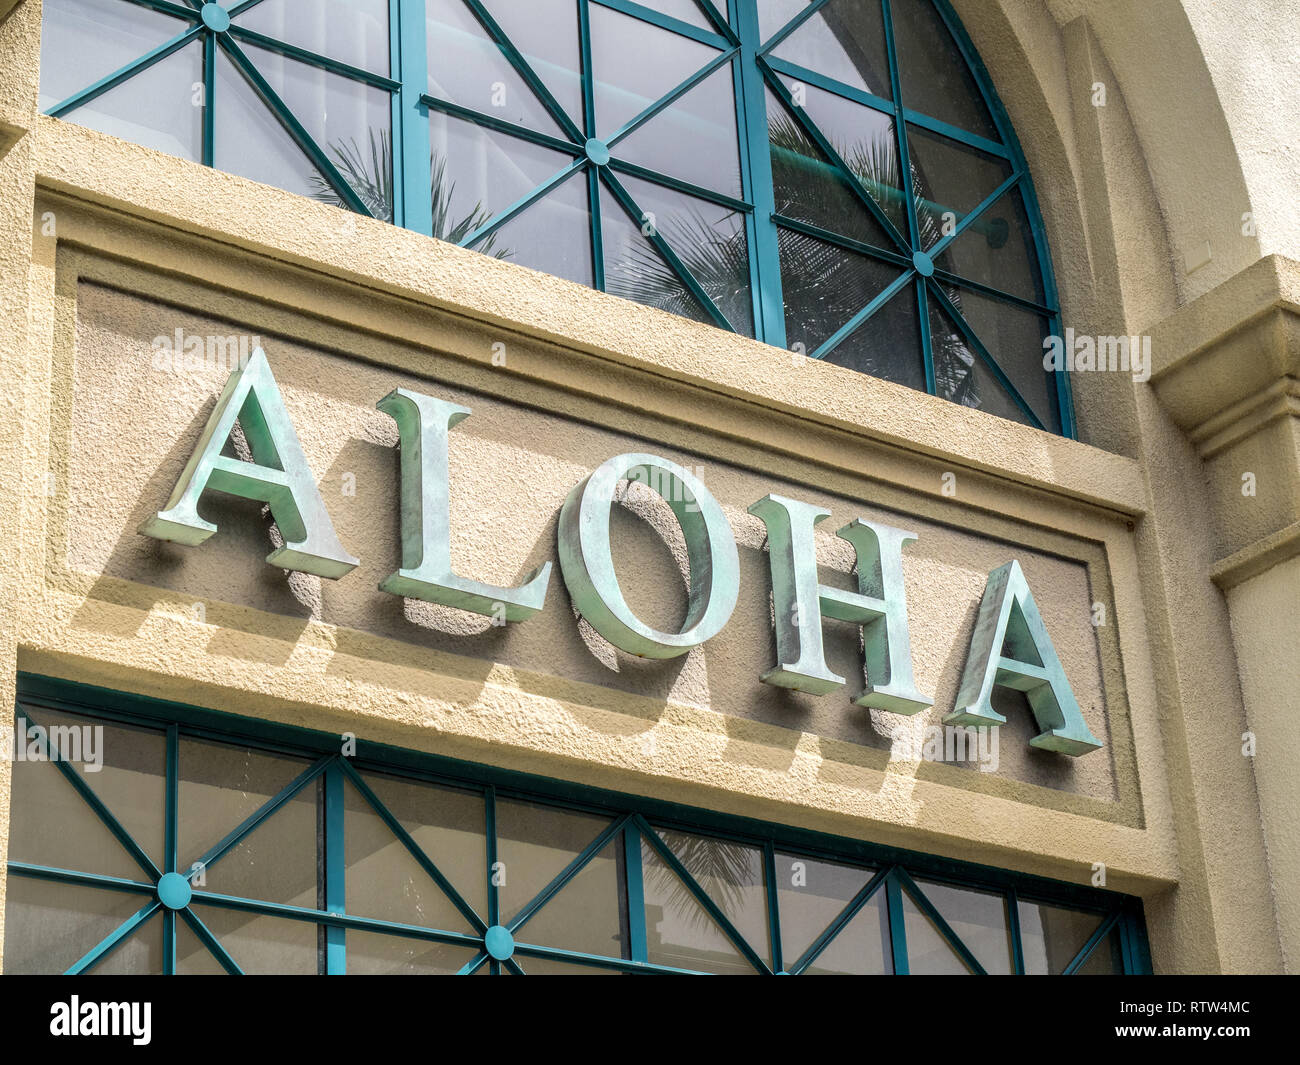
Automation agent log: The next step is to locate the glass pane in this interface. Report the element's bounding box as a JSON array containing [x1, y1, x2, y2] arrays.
[[362, 772, 488, 918], [610, 60, 742, 198], [176, 917, 227, 975], [945, 285, 1057, 429], [91, 912, 164, 975], [758, 1, 813, 47], [347, 931, 481, 974], [901, 887, 973, 974], [603, 173, 751, 333], [777, 226, 902, 354], [1017, 899, 1105, 975], [908, 125, 1013, 251], [514, 840, 629, 960], [63, 42, 203, 162], [771, 0, 891, 100], [476, 174, 594, 286], [344, 778, 476, 933], [774, 853, 873, 967], [1, 878, 151, 974], [642, 840, 759, 973], [766, 87, 894, 249], [590, 2, 721, 139], [638, 0, 718, 32], [934, 184, 1046, 304], [201, 776, 320, 908], [803, 889, 892, 974], [9, 737, 146, 881], [178, 735, 315, 878], [233, 0, 390, 75], [913, 878, 1013, 975], [889, 0, 998, 141], [18, 708, 166, 868], [478, 0, 584, 129], [601, 180, 717, 328], [214, 49, 336, 203], [429, 111, 575, 248], [657, 828, 770, 965], [929, 289, 1035, 427], [190, 904, 320, 974], [237, 41, 394, 220], [778, 75, 903, 235], [826, 281, 926, 390], [39, 0, 191, 113], [426, 0, 565, 136], [494, 799, 613, 923], [1075, 925, 1125, 974]]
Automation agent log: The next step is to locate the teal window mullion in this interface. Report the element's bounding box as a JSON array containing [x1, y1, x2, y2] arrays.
[[763, 840, 783, 974], [734, 0, 785, 346], [881, 0, 921, 250], [323, 759, 346, 975], [884, 870, 909, 975], [917, 275, 935, 393], [589, 167, 606, 290], [577, 0, 601, 290], [622, 821, 648, 964], [1007, 886, 1026, 975], [396, 0, 432, 235], [485, 783, 499, 974], [202, 32, 216, 167], [485, 784, 500, 927], [163, 723, 179, 975]]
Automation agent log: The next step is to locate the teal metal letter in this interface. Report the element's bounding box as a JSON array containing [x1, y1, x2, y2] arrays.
[[139, 348, 358, 578], [944, 560, 1103, 756], [748, 495, 932, 714], [558, 454, 739, 659], [376, 389, 551, 620]]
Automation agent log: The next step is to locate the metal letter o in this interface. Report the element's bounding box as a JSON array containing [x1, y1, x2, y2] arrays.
[[558, 454, 740, 659]]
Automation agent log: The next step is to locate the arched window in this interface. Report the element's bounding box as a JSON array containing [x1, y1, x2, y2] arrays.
[[40, 0, 1069, 435]]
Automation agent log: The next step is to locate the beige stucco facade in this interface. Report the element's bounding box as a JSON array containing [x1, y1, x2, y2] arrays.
[[0, 0, 1295, 973]]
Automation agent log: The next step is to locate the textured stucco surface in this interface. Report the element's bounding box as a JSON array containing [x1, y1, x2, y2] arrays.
[[1226, 556, 1300, 973], [0, 0, 1295, 973]]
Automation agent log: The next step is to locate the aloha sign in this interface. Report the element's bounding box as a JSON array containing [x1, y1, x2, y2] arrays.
[[140, 350, 1103, 757]]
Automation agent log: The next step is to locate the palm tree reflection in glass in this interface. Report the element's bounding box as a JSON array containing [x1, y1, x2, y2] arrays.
[[311, 119, 984, 408], [311, 130, 510, 258]]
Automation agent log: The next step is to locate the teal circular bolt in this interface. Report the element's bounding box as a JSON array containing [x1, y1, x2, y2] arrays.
[[584, 138, 610, 167], [484, 925, 514, 961], [912, 250, 935, 277], [156, 871, 193, 910], [201, 3, 231, 33]]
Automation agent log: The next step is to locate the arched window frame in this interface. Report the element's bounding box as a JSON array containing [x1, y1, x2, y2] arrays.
[[41, 0, 1073, 436]]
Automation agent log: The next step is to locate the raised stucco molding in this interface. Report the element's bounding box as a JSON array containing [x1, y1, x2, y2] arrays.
[[1149, 255, 1300, 580]]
